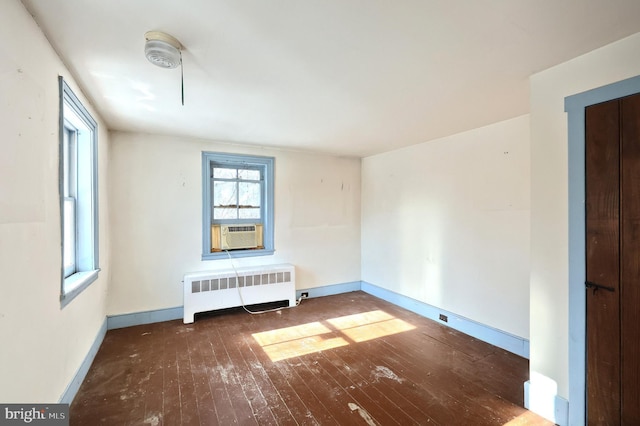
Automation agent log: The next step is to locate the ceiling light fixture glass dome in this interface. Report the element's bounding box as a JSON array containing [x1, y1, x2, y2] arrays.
[[144, 31, 182, 69]]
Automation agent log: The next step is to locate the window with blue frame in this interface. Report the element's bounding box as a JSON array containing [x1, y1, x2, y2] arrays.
[[59, 77, 100, 307], [202, 152, 274, 259]]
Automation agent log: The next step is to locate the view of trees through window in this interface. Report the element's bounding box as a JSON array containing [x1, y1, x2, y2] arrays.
[[212, 166, 262, 220]]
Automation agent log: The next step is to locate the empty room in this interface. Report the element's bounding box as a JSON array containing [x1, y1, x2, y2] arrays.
[[2, 1, 640, 424]]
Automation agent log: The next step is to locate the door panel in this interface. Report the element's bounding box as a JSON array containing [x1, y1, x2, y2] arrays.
[[621, 93, 640, 424], [585, 99, 621, 424], [586, 92, 640, 425]]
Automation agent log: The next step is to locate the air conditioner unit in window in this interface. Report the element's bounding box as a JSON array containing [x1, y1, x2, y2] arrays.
[[217, 224, 260, 250]]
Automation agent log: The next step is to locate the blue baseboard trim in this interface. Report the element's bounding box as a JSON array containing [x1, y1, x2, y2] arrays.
[[107, 306, 183, 330], [59, 318, 107, 404], [296, 281, 361, 299], [361, 281, 530, 359]]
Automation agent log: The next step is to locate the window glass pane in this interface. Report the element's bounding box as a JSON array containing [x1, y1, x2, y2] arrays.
[[63, 198, 76, 276], [213, 181, 237, 207], [239, 182, 261, 208], [63, 130, 70, 197], [214, 207, 237, 220], [239, 208, 261, 219], [238, 169, 260, 180], [213, 167, 237, 179]]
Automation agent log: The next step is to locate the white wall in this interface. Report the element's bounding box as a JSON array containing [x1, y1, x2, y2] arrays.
[[529, 32, 640, 401], [361, 115, 530, 338], [108, 132, 361, 315], [0, 0, 110, 402]]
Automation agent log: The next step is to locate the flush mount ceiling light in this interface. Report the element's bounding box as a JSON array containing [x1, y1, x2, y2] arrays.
[[144, 31, 182, 69], [144, 31, 185, 105]]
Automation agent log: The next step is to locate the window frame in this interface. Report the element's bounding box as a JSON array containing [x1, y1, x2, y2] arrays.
[[59, 77, 100, 308], [202, 152, 275, 260]]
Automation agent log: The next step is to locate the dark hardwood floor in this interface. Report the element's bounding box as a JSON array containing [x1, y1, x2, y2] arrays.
[[70, 291, 552, 425]]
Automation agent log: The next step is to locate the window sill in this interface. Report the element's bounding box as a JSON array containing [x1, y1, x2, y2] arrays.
[[60, 269, 100, 309], [202, 249, 275, 261]]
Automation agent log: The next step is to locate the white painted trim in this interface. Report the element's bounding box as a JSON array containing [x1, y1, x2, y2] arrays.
[[524, 380, 569, 426], [361, 281, 530, 358], [59, 318, 107, 404]]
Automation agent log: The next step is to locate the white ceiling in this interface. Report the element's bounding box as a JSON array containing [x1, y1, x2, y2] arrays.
[[21, 0, 640, 157]]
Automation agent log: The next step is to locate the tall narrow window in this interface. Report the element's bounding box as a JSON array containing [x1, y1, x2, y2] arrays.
[[59, 77, 99, 307], [202, 152, 274, 259]]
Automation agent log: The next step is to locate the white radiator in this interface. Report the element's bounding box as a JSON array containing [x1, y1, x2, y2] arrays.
[[183, 263, 296, 323]]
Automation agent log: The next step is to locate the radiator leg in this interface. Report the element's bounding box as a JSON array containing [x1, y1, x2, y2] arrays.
[[288, 297, 296, 307], [184, 312, 195, 324]]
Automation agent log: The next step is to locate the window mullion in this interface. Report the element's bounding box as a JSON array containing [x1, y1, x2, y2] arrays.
[[235, 179, 240, 220], [214, 177, 216, 225], [261, 178, 265, 224]]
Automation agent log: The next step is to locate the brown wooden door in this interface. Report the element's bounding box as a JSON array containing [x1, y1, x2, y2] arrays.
[[586, 92, 640, 425]]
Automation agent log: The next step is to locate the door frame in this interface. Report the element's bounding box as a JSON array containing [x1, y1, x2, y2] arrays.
[[566, 74, 640, 425]]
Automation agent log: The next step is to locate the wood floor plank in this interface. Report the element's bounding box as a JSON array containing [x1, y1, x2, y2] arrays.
[[207, 325, 252, 425], [176, 332, 201, 425], [70, 291, 552, 426], [162, 327, 184, 426], [330, 340, 445, 424], [244, 311, 342, 425], [139, 327, 166, 426], [185, 328, 218, 425], [142, 356, 165, 426], [322, 346, 435, 425], [233, 327, 301, 424], [373, 329, 527, 425], [217, 315, 279, 425], [275, 356, 341, 425], [286, 354, 362, 425], [309, 350, 405, 425], [239, 320, 321, 425], [214, 320, 261, 425]]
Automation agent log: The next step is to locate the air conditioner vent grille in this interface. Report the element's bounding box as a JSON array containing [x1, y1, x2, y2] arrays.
[[228, 225, 256, 232]]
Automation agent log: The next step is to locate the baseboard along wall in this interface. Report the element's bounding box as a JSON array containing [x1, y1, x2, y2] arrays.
[[360, 281, 530, 358], [106, 306, 183, 330], [59, 318, 107, 404]]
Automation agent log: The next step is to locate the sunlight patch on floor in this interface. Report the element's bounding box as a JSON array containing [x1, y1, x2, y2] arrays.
[[502, 410, 551, 425], [327, 310, 416, 343], [252, 321, 349, 362], [252, 310, 416, 362], [252, 322, 331, 346]]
